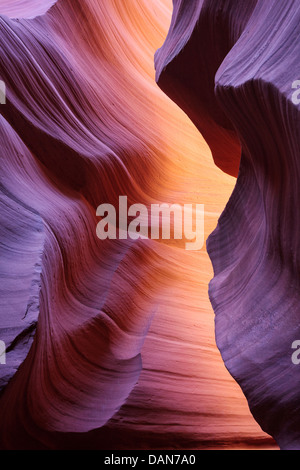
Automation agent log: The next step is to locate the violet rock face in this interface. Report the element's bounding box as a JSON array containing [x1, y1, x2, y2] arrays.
[[156, 0, 300, 450]]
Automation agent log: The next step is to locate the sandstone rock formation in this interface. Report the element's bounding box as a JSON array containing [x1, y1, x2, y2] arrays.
[[156, 0, 300, 450], [0, 0, 282, 450]]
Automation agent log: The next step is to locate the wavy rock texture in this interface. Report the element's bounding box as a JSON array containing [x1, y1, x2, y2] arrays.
[[0, 0, 278, 450], [0, 0, 57, 19], [156, 0, 300, 451]]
